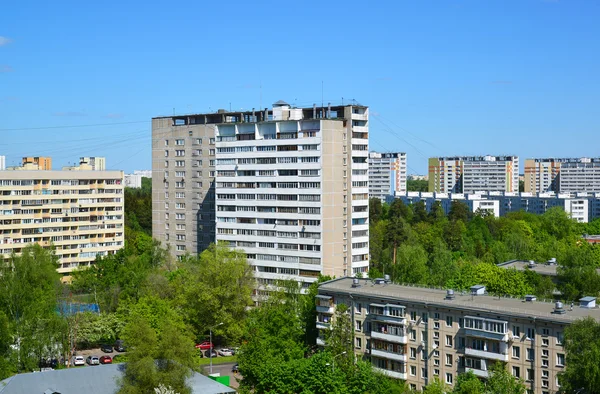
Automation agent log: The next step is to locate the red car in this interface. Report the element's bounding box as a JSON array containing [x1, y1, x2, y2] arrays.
[[195, 341, 213, 350], [99, 356, 112, 364]]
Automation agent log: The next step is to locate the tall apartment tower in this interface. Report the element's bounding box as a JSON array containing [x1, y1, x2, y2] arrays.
[[151, 116, 218, 259], [80, 157, 106, 171], [0, 166, 124, 282], [524, 158, 600, 193], [210, 101, 369, 290], [368, 152, 407, 201], [429, 156, 519, 194]]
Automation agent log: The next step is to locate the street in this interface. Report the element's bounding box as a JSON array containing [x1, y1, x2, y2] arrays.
[[202, 362, 241, 390]]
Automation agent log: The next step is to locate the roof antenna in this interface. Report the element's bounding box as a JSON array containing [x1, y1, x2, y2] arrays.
[[321, 81, 324, 109]]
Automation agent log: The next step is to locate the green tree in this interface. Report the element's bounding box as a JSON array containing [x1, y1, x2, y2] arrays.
[[407, 179, 429, 192], [394, 244, 429, 284], [302, 275, 332, 347], [448, 200, 472, 223], [325, 303, 353, 371], [370, 197, 384, 224], [423, 377, 447, 394], [559, 316, 600, 393], [453, 370, 485, 394], [485, 362, 526, 394], [0, 245, 62, 372], [118, 315, 196, 394], [387, 200, 413, 265], [0, 311, 16, 379]]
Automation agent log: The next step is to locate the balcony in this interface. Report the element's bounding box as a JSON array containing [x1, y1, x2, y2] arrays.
[[465, 367, 489, 378], [370, 349, 407, 362], [464, 328, 508, 342], [371, 331, 407, 344], [316, 321, 330, 330], [374, 367, 407, 380], [465, 347, 509, 362]]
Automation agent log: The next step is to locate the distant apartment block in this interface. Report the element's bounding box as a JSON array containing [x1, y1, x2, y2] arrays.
[[0, 156, 5, 171], [428, 156, 519, 194], [392, 192, 500, 218], [19, 156, 52, 170], [525, 158, 600, 193], [408, 174, 428, 181], [317, 277, 596, 393], [134, 170, 152, 178], [368, 152, 407, 202], [79, 156, 106, 171], [392, 191, 599, 223], [0, 161, 124, 281], [124, 174, 143, 188]]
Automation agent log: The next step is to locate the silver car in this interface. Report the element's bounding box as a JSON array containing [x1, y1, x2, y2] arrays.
[[86, 355, 100, 365]]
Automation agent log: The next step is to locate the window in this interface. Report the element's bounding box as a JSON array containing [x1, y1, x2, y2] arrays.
[[355, 320, 362, 332], [527, 328, 535, 340], [556, 353, 565, 366], [542, 359, 549, 368], [410, 366, 416, 376], [355, 303, 362, 314], [527, 348, 535, 361], [542, 338, 549, 347], [176, 139, 185, 145], [513, 325, 521, 337], [445, 373, 453, 385], [526, 369, 534, 381], [446, 316, 453, 327], [410, 311, 417, 322], [355, 337, 362, 349], [512, 346, 520, 359], [410, 347, 416, 359], [175, 150, 185, 156], [421, 368, 427, 379], [556, 332, 563, 345], [434, 322, 440, 329], [445, 354, 452, 366], [446, 335, 453, 347], [512, 366, 520, 378], [410, 330, 416, 340]]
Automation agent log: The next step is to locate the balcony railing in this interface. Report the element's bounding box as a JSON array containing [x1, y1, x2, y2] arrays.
[[373, 367, 407, 380], [465, 347, 509, 362], [371, 331, 408, 344], [370, 349, 407, 362]]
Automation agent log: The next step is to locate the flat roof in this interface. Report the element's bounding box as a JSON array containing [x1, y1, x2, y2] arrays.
[[318, 277, 600, 324], [0, 170, 123, 179], [497, 260, 560, 276]]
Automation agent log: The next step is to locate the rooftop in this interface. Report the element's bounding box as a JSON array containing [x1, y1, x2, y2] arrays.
[[318, 277, 600, 324], [0, 364, 235, 394], [497, 259, 600, 277]]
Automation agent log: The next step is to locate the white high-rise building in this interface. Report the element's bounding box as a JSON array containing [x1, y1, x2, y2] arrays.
[[0, 156, 5, 171], [368, 152, 407, 201], [213, 101, 370, 291]]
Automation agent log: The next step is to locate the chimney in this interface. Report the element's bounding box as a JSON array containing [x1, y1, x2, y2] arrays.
[[264, 108, 268, 121], [553, 301, 566, 314], [351, 278, 361, 288], [327, 102, 331, 119], [445, 289, 455, 300], [252, 108, 255, 121]]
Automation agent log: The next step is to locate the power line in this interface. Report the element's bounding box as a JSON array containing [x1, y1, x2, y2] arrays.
[[0, 120, 149, 132]]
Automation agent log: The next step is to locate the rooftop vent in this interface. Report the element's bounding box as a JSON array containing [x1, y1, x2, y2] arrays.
[[525, 294, 537, 302], [470, 285, 486, 296], [553, 301, 566, 314], [528, 260, 536, 269], [580, 296, 597, 309], [351, 278, 361, 288], [445, 289, 455, 300]]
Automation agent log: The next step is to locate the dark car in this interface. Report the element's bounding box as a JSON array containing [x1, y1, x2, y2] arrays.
[[232, 363, 239, 373], [114, 340, 126, 352], [100, 344, 113, 353], [204, 349, 218, 358]]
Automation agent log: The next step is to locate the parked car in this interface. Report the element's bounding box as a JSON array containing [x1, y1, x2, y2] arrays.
[[195, 341, 213, 350], [232, 363, 239, 373], [71, 356, 85, 366], [86, 355, 100, 365], [100, 344, 113, 353], [99, 355, 112, 364], [218, 348, 233, 357], [39, 358, 59, 369], [231, 347, 240, 356], [204, 349, 218, 358], [114, 340, 126, 352]]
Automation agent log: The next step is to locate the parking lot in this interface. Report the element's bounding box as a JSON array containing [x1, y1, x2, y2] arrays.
[[202, 362, 240, 389]]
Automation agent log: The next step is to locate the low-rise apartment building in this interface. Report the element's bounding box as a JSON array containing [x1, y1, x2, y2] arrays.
[[391, 192, 500, 217], [0, 167, 124, 281], [317, 277, 599, 393]]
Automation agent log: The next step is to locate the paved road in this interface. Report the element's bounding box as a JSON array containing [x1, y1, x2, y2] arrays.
[[203, 362, 241, 389]]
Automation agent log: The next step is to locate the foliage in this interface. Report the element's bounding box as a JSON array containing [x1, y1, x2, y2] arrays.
[[484, 362, 526, 394], [154, 384, 180, 394], [117, 315, 196, 394], [369, 198, 600, 300], [302, 275, 333, 347], [559, 316, 600, 393], [407, 179, 429, 192], [324, 304, 353, 371], [423, 377, 447, 394], [124, 179, 152, 235], [453, 370, 485, 394], [0, 245, 62, 373]]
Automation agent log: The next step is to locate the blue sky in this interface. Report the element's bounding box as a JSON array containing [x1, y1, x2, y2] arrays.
[[1, 0, 598, 174]]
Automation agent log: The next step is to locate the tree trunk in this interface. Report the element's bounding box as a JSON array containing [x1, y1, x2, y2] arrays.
[[393, 243, 397, 265]]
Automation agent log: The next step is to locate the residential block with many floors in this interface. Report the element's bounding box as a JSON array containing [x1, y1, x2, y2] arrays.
[[212, 101, 370, 292], [317, 277, 599, 394], [525, 158, 600, 193], [368, 152, 407, 202], [428, 156, 519, 194], [0, 164, 124, 281]]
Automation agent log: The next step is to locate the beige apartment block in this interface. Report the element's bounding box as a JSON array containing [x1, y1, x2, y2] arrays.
[[22, 156, 52, 170], [317, 277, 597, 394], [151, 116, 218, 258], [0, 169, 124, 281]]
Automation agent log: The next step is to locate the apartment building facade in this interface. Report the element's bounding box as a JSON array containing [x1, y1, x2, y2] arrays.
[[368, 152, 407, 202], [213, 102, 369, 291], [429, 156, 519, 194], [317, 277, 597, 393], [22, 156, 52, 170], [393, 192, 500, 218], [152, 115, 220, 259], [524, 158, 600, 193], [0, 169, 124, 281]]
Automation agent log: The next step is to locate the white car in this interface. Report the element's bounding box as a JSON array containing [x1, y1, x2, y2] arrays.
[[218, 348, 233, 357], [71, 356, 85, 366]]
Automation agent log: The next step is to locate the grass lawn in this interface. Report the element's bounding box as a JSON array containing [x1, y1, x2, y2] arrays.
[[198, 355, 237, 366]]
